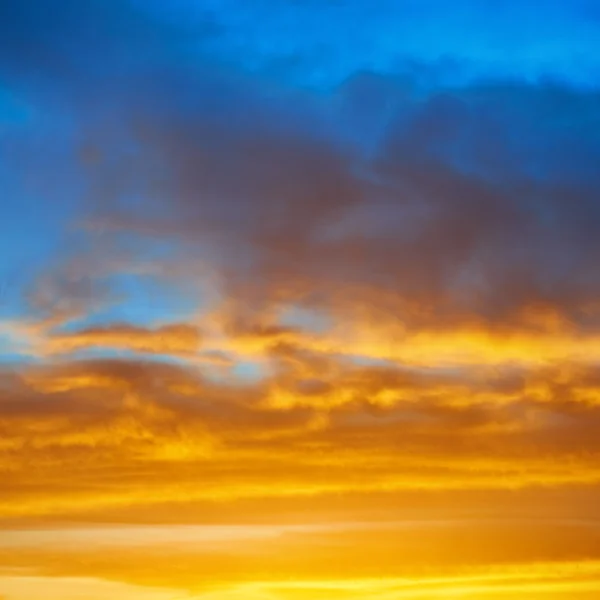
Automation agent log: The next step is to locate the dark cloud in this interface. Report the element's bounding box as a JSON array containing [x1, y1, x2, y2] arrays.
[[72, 71, 600, 330], [2, 0, 600, 331]]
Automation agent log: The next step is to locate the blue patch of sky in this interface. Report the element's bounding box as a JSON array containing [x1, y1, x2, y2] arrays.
[[0, 80, 89, 321], [137, 0, 600, 90], [0, 84, 33, 126], [199, 359, 269, 386], [0, 332, 35, 364], [230, 360, 268, 383], [57, 271, 201, 333]]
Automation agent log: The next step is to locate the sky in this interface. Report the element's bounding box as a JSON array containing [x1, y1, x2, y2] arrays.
[[1, 0, 600, 598]]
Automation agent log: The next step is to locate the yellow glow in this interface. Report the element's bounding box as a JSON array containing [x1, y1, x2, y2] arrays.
[[3, 284, 600, 599]]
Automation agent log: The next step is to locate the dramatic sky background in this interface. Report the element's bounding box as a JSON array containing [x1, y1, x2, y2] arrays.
[[2, 0, 600, 598]]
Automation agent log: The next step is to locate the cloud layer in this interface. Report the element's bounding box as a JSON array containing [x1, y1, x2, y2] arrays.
[[2, 0, 600, 599]]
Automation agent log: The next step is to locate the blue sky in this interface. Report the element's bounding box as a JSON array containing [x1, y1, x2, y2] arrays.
[[138, 0, 600, 87], [1, 0, 600, 363]]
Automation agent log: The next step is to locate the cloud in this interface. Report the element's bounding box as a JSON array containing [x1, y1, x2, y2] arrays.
[[3, 0, 600, 334], [3, 523, 600, 598], [43, 322, 202, 356], [1, 7, 600, 600], [3, 352, 600, 519], [70, 71, 600, 338]]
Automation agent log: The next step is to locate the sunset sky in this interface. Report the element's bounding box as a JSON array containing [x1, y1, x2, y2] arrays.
[[2, 1, 600, 598]]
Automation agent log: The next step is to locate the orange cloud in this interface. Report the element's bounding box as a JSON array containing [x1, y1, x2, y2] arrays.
[[44, 322, 203, 356], [3, 352, 600, 520], [3, 520, 600, 599]]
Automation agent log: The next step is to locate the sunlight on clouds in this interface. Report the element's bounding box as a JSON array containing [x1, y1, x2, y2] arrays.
[[2, 562, 600, 600], [2, 0, 600, 598], [3, 520, 600, 599], [0, 575, 178, 600], [44, 322, 203, 356]]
